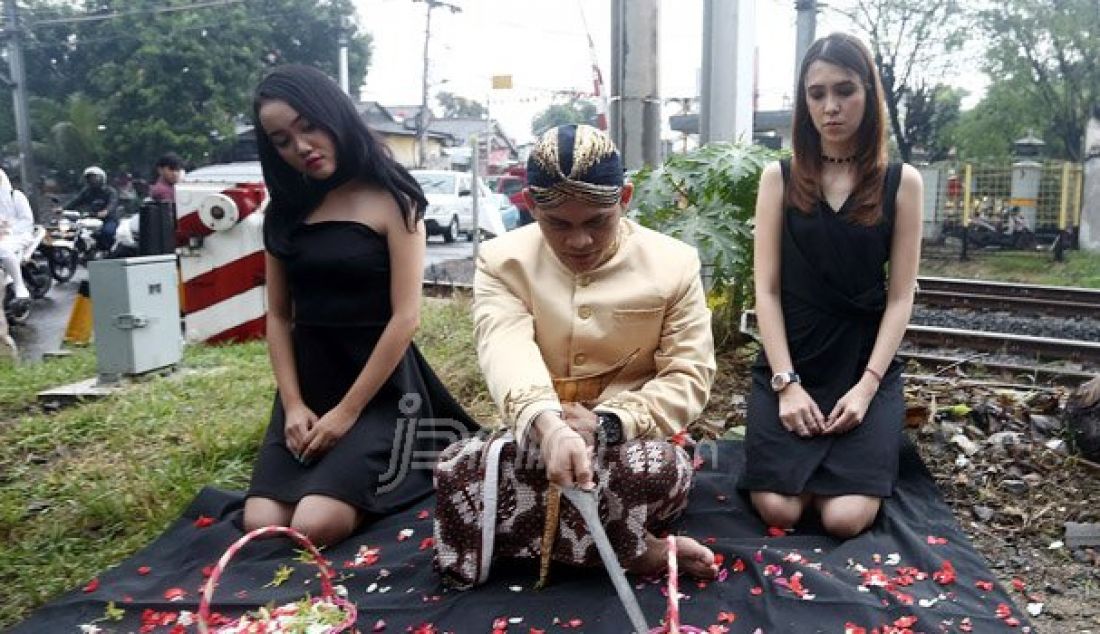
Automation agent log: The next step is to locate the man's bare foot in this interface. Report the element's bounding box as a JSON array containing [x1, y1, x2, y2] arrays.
[[627, 534, 718, 580]]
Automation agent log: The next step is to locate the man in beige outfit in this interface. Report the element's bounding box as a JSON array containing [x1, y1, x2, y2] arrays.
[[433, 124, 717, 587]]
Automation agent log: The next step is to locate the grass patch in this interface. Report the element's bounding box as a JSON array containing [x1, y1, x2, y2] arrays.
[[920, 249, 1100, 288], [0, 348, 97, 417], [0, 300, 493, 628]]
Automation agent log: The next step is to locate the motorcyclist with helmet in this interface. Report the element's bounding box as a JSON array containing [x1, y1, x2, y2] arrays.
[[62, 166, 120, 251]]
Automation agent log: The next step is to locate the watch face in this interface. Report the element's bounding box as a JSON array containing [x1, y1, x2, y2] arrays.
[[771, 374, 787, 390]]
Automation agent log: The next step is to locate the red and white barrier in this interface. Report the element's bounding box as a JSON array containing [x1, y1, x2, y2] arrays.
[[175, 163, 268, 344]]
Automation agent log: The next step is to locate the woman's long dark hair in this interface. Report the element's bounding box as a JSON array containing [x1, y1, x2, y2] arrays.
[[253, 64, 427, 257], [788, 33, 888, 225]]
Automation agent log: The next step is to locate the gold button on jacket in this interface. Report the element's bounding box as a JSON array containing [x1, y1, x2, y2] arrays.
[[472, 219, 716, 443]]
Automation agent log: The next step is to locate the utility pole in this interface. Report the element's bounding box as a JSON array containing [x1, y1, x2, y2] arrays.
[[2, 0, 38, 215], [609, 0, 659, 169], [793, 0, 818, 98], [337, 13, 351, 95], [699, 0, 755, 144], [413, 0, 460, 168]]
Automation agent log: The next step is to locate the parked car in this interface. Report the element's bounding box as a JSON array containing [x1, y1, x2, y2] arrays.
[[412, 170, 505, 242]]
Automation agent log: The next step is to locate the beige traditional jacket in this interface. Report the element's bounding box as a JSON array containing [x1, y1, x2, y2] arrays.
[[472, 218, 716, 444]]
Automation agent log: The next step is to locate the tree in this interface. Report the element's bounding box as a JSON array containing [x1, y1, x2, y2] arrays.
[[903, 84, 963, 162], [530, 97, 598, 136], [943, 80, 1036, 161], [975, 0, 1100, 161], [436, 91, 487, 119], [832, 0, 964, 162], [4, 0, 372, 177]]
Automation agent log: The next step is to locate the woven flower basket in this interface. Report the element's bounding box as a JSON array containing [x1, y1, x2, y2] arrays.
[[198, 525, 357, 634]]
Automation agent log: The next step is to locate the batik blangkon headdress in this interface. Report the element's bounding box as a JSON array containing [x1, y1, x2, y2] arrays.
[[526, 124, 623, 208]]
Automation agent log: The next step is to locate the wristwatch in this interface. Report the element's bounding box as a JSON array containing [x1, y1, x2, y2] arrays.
[[770, 371, 800, 392], [595, 411, 625, 445]]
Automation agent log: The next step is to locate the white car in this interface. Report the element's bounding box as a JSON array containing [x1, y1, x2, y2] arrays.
[[411, 170, 504, 242]]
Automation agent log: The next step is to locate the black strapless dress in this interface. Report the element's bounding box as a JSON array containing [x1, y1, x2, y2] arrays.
[[247, 221, 478, 514], [740, 161, 906, 498]]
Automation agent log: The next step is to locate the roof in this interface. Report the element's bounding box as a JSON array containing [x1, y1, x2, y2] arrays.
[[357, 102, 449, 140], [669, 109, 793, 135]]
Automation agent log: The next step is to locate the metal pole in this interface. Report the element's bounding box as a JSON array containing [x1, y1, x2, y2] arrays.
[[470, 134, 480, 261], [337, 17, 350, 95], [609, 0, 659, 169], [794, 0, 818, 98], [4, 0, 39, 216], [417, 4, 433, 167], [700, 0, 754, 144]]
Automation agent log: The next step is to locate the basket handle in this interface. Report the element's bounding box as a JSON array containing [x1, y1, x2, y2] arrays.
[[666, 535, 681, 634], [197, 525, 337, 633]]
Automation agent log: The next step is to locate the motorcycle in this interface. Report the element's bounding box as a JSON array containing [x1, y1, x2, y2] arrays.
[[966, 206, 1037, 250], [40, 211, 79, 283], [2, 225, 53, 325]]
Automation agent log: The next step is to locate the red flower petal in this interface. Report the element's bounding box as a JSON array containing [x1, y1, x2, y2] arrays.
[[417, 509, 431, 520], [732, 558, 745, 573], [750, 586, 764, 596], [975, 580, 994, 591], [201, 565, 215, 577], [844, 623, 867, 634], [372, 619, 386, 631], [932, 560, 956, 585], [419, 537, 435, 551], [1012, 578, 1026, 592], [193, 515, 215, 528], [893, 615, 918, 628], [767, 526, 787, 537], [718, 611, 736, 623], [925, 535, 947, 545], [163, 587, 187, 601], [82, 578, 99, 593], [137, 566, 151, 576]]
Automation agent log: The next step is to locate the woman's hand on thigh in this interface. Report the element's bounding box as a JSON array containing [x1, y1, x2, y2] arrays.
[[778, 385, 825, 437]]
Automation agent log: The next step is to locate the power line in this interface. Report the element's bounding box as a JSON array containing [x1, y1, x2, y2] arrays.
[[27, 0, 247, 27]]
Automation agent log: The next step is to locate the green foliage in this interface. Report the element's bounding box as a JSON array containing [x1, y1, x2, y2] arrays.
[[630, 142, 778, 346], [904, 84, 964, 162], [436, 91, 487, 119], [530, 97, 598, 136], [4, 0, 371, 181], [945, 80, 1036, 161], [974, 0, 1100, 161]]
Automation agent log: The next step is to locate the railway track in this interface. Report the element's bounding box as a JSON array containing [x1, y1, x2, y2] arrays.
[[740, 310, 1100, 373], [915, 276, 1100, 318], [424, 278, 1100, 377]]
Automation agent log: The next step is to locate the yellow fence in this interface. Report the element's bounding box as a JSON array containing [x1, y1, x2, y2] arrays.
[[930, 161, 1084, 231]]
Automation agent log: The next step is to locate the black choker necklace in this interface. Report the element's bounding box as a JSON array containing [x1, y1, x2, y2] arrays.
[[822, 154, 855, 164]]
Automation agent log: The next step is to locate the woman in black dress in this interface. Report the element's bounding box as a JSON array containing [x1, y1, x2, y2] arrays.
[[243, 65, 476, 546], [741, 34, 923, 538]]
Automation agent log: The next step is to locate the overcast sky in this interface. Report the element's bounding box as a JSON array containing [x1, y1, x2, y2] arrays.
[[353, 0, 983, 143]]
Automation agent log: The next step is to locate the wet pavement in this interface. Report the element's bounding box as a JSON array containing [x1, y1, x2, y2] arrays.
[[11, 271, 81, 363]]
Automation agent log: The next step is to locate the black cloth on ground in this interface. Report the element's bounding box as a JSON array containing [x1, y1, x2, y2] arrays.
[[13, 440, 1030, 633]]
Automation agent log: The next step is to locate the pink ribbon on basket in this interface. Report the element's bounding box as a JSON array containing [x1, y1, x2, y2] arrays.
[[197, 525, 357, 633], [650, 535, 705, 634]]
